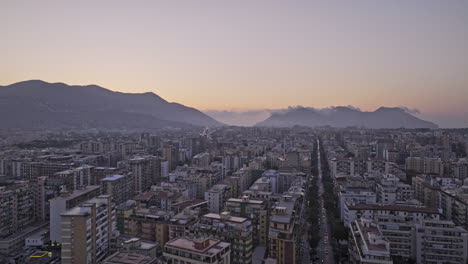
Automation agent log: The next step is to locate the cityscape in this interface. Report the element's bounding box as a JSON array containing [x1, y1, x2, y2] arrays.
[[2, 1, 468, 264], [0, 127, 467, 264]]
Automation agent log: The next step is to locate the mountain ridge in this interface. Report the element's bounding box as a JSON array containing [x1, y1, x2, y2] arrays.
[[0, 80, 223, 130]]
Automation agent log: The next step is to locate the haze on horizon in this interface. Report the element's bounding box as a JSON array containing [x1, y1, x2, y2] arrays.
[[1, 0, 468, 128]]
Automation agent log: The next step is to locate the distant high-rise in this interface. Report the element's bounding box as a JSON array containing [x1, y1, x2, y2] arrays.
[[129, 156, 161, 194], [162, 145, 179, 171]]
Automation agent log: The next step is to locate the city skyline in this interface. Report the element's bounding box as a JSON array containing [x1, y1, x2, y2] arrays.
[[2, 1, 468, 128]]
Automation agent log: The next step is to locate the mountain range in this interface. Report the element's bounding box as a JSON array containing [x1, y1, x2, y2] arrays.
[[0, 80, 439, 130], [254, 106, 438, 128], [0, 80, 222, 130]]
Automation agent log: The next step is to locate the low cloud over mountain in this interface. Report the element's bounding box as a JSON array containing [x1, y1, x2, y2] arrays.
[[206, 106, 439, 129]]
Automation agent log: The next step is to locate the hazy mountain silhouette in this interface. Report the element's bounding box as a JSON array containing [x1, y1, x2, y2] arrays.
[[0, 80, 222, 130], [255, 106, 438, 129]]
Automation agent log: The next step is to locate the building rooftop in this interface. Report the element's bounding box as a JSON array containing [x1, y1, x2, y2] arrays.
[[347, 203, 440, 214], [165, 237, 230, 256], [271, 197, 296, 224], [204, 212, 248, 223], [50, 185, 101, 202], [102, 252, 155, 264], [102, 174, 127, 182]]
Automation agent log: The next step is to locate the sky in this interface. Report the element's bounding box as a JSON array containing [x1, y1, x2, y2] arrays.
[[1, 0, 467, 127]]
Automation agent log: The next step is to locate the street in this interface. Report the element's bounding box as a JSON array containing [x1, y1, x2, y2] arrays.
[[315, 139, 335, 264]]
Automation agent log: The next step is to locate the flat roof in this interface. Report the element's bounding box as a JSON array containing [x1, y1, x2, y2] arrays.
[[165, 237, 229, 256], [204, 213, 247, 223], [102, 174, 127, 181], [50, 185, 101, 202], [348, 203, 440, 214], [103, 252, 154, 264]]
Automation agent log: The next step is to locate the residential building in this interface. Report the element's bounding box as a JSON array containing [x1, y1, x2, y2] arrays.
[[60, 195, 115, 264], [268, 195, 299, 264], [349, 218, 393, 264], [205, 184, 230, 214], [101, 174, 134, 205], [49, 185, 101, 242], [163, 237, 231, 264]]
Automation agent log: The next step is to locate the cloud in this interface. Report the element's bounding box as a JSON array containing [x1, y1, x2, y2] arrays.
[[398, 106, 420, 115], [204, 105, 424, 126]]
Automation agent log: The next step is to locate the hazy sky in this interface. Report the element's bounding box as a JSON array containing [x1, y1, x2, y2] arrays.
[[1, 1, 467, 127]]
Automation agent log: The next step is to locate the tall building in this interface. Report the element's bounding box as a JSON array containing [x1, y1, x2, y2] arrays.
[[162, 145, 179, 172], [163, 237, 231, 264], [130, 156, 161, 194], [127, 208, 173, 249], [101, 174, 134, 205], [49, 185, 101, 242], [205, 184, 230, 214], [61, 195, 115, 264], [225, 196, 269, 246], [192, 152, 211, 168], [0, 182, 35, 238], [268, 195, 300, 264], [189, 212, 253, 264], [54, 165, 93, 192]]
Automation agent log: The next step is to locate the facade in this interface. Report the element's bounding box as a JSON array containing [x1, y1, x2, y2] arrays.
[[168, 209, 201, 240], [101, 174, 134, 205], [129, 156, 161, 194], [49, 185, 102, 242], [189, 212, 253, 264], [376, 174, 413, 204], [162, 145, 179, 172], [405, 157, 444, 175], [268, 195, 299, 264], [344, 203, 449, 261], [61, 195, 115, 264], [0, 182, 35, 238], [415, 219, 468, 264], [192, 153, 211, 168], [54, 165, 93, 192], [205, 184, 230, 214], [338, 190, 376, 221], [163, 237, 231, 264], [225, 196, 269, 246], [127, 208, 173, 249]]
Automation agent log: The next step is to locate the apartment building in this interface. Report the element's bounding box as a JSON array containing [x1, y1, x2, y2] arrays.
[[268, 195, 299, 264], [163, 237, 231, 264], [129, 156, 161, 194], [49, 185, 102, 242], [101, 174, 134, 205], [376, 174, 413, 204], [349, 218, 393, 264], [205, 184, 230, 214], [406, 157, 444, 175], [189, 212, 253, 264], [127, 207, 173, 249], [344, 203, 442, 260], [225, 196, 269, 246], [61, 195, 115, 264], [415, 219, 468, 264]]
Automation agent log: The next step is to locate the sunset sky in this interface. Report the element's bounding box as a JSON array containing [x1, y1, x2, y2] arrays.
[[1, 1, 467, 127]]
